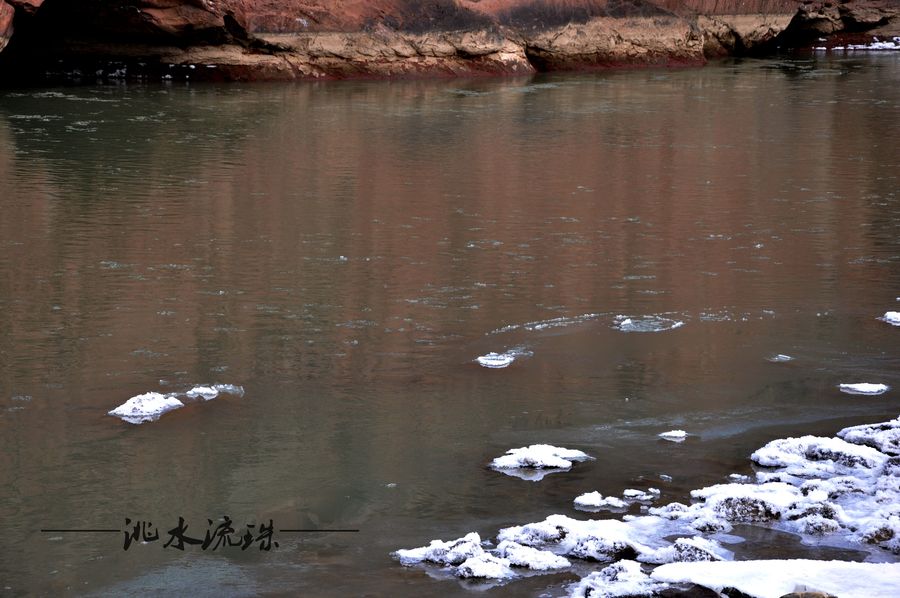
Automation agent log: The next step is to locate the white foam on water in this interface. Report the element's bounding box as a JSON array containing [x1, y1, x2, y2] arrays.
[[839, 383, 889, 396], [659, 430, 688, 442], [613, 315, 685, 333], [487, 313, 601, 334], [651, 559, 900, 598], [108, 392, 184, 425]]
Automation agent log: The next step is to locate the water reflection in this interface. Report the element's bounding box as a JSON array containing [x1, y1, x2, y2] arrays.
[[0, 55, 898, 595]]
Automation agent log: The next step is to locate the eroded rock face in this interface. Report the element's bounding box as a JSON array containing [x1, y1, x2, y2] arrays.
[[0, 1, 897, 82], [0, 2, 14, 54]]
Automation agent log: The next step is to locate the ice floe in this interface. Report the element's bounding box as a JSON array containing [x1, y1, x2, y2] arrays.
[[767, 354, 794, 363], [839, 383, 890, 396], [107, 392, 184, 425], [882, 311, 900, 326], [475, 346, 532, 369], [658, 430, 688, 442], [394, 532, 485, 566], [108, 384, 244, 424], [490, 444, 592, 481], [652, 559, 900, 598], [623, 488, 661, 502], [613, 315, 684, 333]]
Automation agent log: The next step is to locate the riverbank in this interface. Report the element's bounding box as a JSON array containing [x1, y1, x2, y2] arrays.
[[0, 1, 897, 84]]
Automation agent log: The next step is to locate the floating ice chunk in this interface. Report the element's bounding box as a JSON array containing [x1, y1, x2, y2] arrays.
[[767, 354, 794, 363], [839, 383, 889, 396], [476, 353, 512, 368], [613, 315, 684, 333], [651, 559, 900, 598], [454, 554, 514, 579], [186, 385, 219, 400], [883, 311, 900, 326], [393, 532, 484, 566], [568, 560, 668, 598], [838, 416, 900, 456], [212, 383, 244, 397], [494, 541, 570, 570], [623, 488, 661, 502], [751, 435, 889, 476], [574, 492, 628, 510], [108, 392, 184, 424], [490, 444, 591, 473], [659, 430, 688, 442]]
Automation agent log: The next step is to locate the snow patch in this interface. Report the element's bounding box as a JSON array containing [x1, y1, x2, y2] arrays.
[[652, 559, 900, 598], [568, 560, 668, 598]]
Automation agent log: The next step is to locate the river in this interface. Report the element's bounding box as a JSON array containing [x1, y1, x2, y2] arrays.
[[1, 53, 899, 596]]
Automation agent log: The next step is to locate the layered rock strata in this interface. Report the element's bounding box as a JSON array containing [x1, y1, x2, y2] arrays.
[[0, 1, 896, 82]]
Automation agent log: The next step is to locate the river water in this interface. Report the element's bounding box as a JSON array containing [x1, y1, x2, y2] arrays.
[[1, 54, 899, 596]]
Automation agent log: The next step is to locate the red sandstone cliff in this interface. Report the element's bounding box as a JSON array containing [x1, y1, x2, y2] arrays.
[[0, 1, 896, 82]]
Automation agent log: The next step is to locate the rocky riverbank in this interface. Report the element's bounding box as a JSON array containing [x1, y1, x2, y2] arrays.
[[0, 1, 898, 82]]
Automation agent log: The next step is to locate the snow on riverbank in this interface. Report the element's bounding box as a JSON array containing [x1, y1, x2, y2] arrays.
[[108, 384, 244, 424], [652, 559, 900, 598], [394, 412, 900, 593]]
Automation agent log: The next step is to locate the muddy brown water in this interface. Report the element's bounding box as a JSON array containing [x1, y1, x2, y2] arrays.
[[0, 54, 898, 596]]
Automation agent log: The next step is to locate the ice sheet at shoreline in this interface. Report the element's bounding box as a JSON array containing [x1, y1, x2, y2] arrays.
[[652, 559, 900, 598], [108, 384, 245, 424], [394, 411, 900, 592], [490, 444, 592, 481]]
